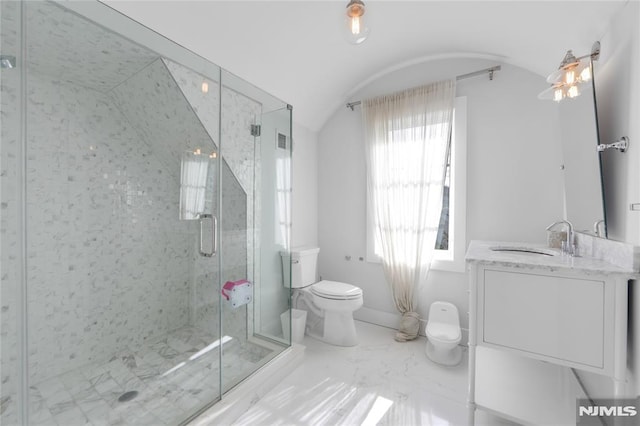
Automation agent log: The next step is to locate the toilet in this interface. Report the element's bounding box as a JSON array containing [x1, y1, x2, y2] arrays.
[[281, 247, 363, 347], [425, 301, 462, 366]]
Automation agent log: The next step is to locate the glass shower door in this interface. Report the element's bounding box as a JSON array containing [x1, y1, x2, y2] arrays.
[[2, 2, 294, 425], [254, 106, 293, 344], [218, 72, 292, 394], [21, 2, 223, 425]]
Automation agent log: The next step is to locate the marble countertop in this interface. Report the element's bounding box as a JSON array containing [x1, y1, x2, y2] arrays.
[[465, 240, 638, 277]]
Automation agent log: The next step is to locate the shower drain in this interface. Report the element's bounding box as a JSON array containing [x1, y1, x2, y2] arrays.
[[118, 390, 139, 403]]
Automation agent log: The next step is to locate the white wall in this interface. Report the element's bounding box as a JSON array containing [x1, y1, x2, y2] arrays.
[[318, 58, 564, 333], [578, 0, 640, 400], [292, 123, 319, 248]]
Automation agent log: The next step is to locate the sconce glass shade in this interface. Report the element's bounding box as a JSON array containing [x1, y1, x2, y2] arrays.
[[345, 0, 370, 44], [538, 83, 564, 101], [566, 84, 580, 99], [539, 55, 593, 102], [553, 87, 564, 102], [546, 59, 590, 85]]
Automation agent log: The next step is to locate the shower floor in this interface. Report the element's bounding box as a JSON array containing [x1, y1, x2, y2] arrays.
[[28, 327, 277, 426]]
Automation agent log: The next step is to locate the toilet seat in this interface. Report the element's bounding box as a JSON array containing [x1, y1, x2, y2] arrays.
[[426, 321, 461, 343], [310, 280, 363, 300], [285, 247, 364, 347]]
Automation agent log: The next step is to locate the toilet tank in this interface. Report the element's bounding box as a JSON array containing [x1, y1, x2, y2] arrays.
[[281, 247, 320, 288]]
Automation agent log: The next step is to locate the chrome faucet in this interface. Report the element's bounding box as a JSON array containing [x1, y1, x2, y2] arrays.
[[546, 220, 575, 256], [593, 219, 606, 238]]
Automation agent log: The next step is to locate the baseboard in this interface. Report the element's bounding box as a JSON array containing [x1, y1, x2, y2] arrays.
[[353, 306, 401, 330], [189, 343, 305, 425], [354, 306, 469, 347]]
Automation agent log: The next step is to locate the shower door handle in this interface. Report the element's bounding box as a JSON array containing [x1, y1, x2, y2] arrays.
[[198, 214, 217, 257]]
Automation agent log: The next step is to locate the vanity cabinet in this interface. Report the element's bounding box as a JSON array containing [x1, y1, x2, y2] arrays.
[[466, 240, 635, 425], [479, 267, 613, 372]]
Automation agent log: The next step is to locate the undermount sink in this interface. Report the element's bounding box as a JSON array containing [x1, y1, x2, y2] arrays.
[[489, 246, 557, 256]]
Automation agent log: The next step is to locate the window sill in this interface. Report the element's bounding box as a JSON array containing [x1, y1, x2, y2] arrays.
[[430, 257, 466, 273], [365, 251, 466, 274]]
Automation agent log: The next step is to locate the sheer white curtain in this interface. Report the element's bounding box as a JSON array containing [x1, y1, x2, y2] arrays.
[[362, 80, 456, 341]]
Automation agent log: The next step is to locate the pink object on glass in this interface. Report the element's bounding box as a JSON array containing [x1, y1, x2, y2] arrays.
[[221, 279, 252, 308]]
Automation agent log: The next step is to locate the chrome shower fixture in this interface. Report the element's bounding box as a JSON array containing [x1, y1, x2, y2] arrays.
[[0, 55, 16, 69]]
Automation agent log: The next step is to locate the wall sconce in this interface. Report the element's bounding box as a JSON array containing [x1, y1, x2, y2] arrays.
[[345, 0, 370, 45], [538, 41, 600, 102]]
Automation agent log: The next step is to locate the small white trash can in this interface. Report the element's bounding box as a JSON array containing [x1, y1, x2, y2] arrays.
[[281, 308, 307, 343]]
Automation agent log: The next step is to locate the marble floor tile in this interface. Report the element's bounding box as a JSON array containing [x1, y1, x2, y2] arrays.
[[24, 321, 522, 425], [28, 326, 276, 426], [233, 321, 519, 426]]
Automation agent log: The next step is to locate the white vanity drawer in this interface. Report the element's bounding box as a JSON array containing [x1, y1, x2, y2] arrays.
[[482, 269, 605, 368]]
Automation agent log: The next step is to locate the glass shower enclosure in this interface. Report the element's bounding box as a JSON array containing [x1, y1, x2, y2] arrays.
[[0, 1, 292, 425]]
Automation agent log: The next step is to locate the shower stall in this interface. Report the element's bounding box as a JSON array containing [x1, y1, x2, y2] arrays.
[[1, 1, 293, 425]]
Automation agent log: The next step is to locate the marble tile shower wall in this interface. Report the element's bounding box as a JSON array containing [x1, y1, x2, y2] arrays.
[[24, 72, 193, 384], [213, 164, 249, 340], [163, 59, 224, 339], [18, 56, 263, 387], [0, 25, 265, 424], [109, 58, 223, 342], [163, 60, 220, 148], [166, 59, 263, 338], [220, 88, 262, 339], [0, 9, 21, 419]]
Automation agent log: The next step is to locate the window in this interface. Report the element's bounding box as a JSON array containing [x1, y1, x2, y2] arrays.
[[366, 96, 467, 272]]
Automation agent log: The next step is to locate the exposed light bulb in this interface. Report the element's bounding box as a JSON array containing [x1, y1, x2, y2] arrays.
[[579, 66, 591, 82], [553, 87, 564, 102], [345, 0, 370, 44], [567, 85, 580, 98], [564, 69, 576, 85], [201, 81, 209, 94], [350, 15, 361, 35]]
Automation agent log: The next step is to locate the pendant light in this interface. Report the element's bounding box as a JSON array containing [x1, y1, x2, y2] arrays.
[[345, 0, 370, 45]]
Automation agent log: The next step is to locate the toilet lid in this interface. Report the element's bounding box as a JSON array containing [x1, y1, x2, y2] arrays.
[[310, 280, 362, 300], [427, 321, 461, 343]]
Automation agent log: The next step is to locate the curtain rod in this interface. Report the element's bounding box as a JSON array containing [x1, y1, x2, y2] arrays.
[[345, 65, 501, 111]]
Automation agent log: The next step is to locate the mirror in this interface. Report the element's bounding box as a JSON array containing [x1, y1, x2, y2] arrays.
[[558, 59, 607, 237]]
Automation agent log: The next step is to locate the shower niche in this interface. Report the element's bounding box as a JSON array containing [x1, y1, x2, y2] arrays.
[[0, 1, 292, 425]]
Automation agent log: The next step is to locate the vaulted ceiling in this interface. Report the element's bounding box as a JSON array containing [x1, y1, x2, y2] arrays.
[[103, 0, 628, 131]]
